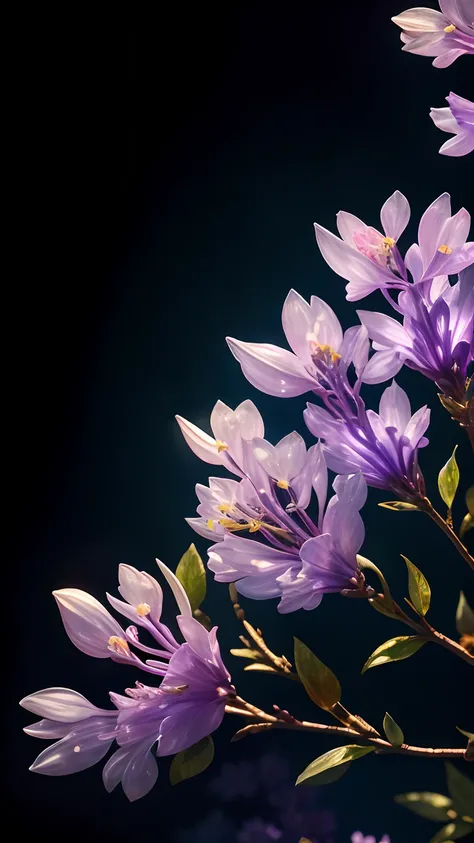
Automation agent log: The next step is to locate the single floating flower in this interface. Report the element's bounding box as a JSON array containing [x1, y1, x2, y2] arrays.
[[392, 1, 474, 67], [21, 561, 233, 801], [431, 92, 474, 156]]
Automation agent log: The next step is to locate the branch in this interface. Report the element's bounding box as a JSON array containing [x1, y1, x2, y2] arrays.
[[419, 496, 474, 572], [228, 584, 294, 676], [225, 698, 469, 760]]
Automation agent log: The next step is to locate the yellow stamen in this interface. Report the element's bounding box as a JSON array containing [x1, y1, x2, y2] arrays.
[[108, 636, 130, 656], [444, 23, 456, 32], [217, 503, 232, 513], [438, 244, 452, 254], [218, 518, 262, 533], [136, 602, 151, 617], [277, 479, 289, 489], [216, 439, 228, 453], [207, 519, 214, 530], [316, 343, 342, 363], [383, 236, 395, 248], [248, 519, 262, 533]]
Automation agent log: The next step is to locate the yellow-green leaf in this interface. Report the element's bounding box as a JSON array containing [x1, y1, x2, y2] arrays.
[[296, 745, 374, 786], [294, 638, 341, 712], [445, 762, 474, 819], [383, 712, 405, 746], [455, 592, 474, 636], [298, 761, 351, 787], [357, 555, 396, 611], [438, 446, 460, 510], [361, 636, 427, 674], [243, 663, 278, 674], [230, 648, 264, 661], [176, 544, 206, 612], [460, 513, 473, 539], [457, 727, 474, 741], [403, 555, 431, 616], [378, 501, 420, 512], [395, 791, 453, 822], [169, 736, 214, 785], [430, 821, 474, 843]]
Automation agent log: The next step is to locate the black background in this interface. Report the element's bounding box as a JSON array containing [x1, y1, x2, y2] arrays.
[[9, 2, 474, 841]]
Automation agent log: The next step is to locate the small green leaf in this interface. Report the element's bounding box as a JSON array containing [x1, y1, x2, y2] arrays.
[[369, 596, 400, 620], [243, 663, 278, 674], [460, 513, 473, 539], [294, 638, 341, 712], [361, 636, 427, 674], [296, 745, 374, 786], [403, 555, 431, 616], [438, 446, 460, 510], [176, 544, 206, 612], [230, 648, 264, 661], [445, 762, 474, 818], [357, 555, 395, 611], [379, 501, 420, 511], [298, 761, 351, 787], [430, 821, 474, 843], [395, 791, 453, 822], [456, 727, 474, 741], [455, 592, 474, 636], [169, 736, 214, 785], [383, 712, 405, 746]]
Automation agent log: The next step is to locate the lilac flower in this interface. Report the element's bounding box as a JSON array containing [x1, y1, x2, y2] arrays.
[[237, 819, 283, 842], [431, 92, 474, 156], [21, 561, 233, 801], [207, 464, 370, 613], [226, 290, 369, 403], [314, 192, 474, 301], [392, 1, 474, 67], [305, 380, 429, 501], [359, 268, 474, 401]]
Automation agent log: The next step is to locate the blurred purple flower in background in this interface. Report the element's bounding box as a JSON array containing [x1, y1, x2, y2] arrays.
[[392, 1, 474, 67], [351, 834, 391, 843], [431, 92, 474, 156]]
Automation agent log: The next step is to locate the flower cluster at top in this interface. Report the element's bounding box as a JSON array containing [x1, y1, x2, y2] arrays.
[[392, 1, 474, 156], [177, 193, 473, 613], [21, 561, 234, 801]]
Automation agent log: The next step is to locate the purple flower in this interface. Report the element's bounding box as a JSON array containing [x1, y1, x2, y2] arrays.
[[314, 192, 474, 301], [351, 834, 391, 843], [359, 268, 474, 401], [304, 380, 430, 501], [392, 1, 474, 67], [226, 289, 369, 401], [21, 562, 233, 801], [431, 92, 474, 156], [237, 819, 283, 842], [207, 466, 369, 614]]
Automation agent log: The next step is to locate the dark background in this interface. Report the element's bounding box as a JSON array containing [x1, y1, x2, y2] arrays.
[[9, 2, 474, 841]]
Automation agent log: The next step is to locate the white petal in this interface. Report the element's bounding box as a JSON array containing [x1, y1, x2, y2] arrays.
[[155, 560, 192, 618], [20, 688, 110, 722], [175, 415, 222, 464], [380, 191, 411, 240]]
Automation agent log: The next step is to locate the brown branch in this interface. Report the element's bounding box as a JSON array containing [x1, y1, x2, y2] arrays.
[[229, 584, 294, 675], [225, 699, 468, 760], [419, 497, 474, 572]]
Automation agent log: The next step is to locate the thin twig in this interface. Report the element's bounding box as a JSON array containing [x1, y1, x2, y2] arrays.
[[229, 584, 294, 675], [419, 497, 474, 572], [225, 699, 468, 760]]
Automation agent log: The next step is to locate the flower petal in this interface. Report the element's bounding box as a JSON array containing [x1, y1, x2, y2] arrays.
[[362, 349, 404, 384], [380, 190, 411, 240], [281, 289, 314, 364], [29, 717, 114, 776], [226, 337, 316, 397], [379, 381, 412, 431], [53, 589, 126, 658], [357, 311, 411, 350], [118, 565, 163, 624], [103, 739, 158, 801], [20, 688, 112, 722], [391, 8, 448, 31], [155, 560, 192, 618], [175, 415, 222, 465]]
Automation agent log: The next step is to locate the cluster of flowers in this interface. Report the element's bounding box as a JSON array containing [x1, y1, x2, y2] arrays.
[[392, 1, 474, 156], [178, 192, 473, 613]]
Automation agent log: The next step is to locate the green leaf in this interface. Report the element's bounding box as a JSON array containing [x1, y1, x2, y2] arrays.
[[169, 736, 214, 785], [361, 636, 427, 674], [395, 792, 453, 822], [294, 638, 341, 712], [383, 712, 405, 746], [243, 663, 278, 674], [230, 648, 264, 661], [456, 727, 474, 741], [176, 544, 206, 612], [378, 501, 420, 511], [460, 513, 473, 540], [298, 761, 351, 787], [438, 446, 460, 510], [445, 762, 474, 818], [296, 745, 374, 786], [403, 555, 431, 616], [369, 596, 400, 620], [455, 592, 474, 636], [430, 821, 474, 843], [357, 555, 395, 611]]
